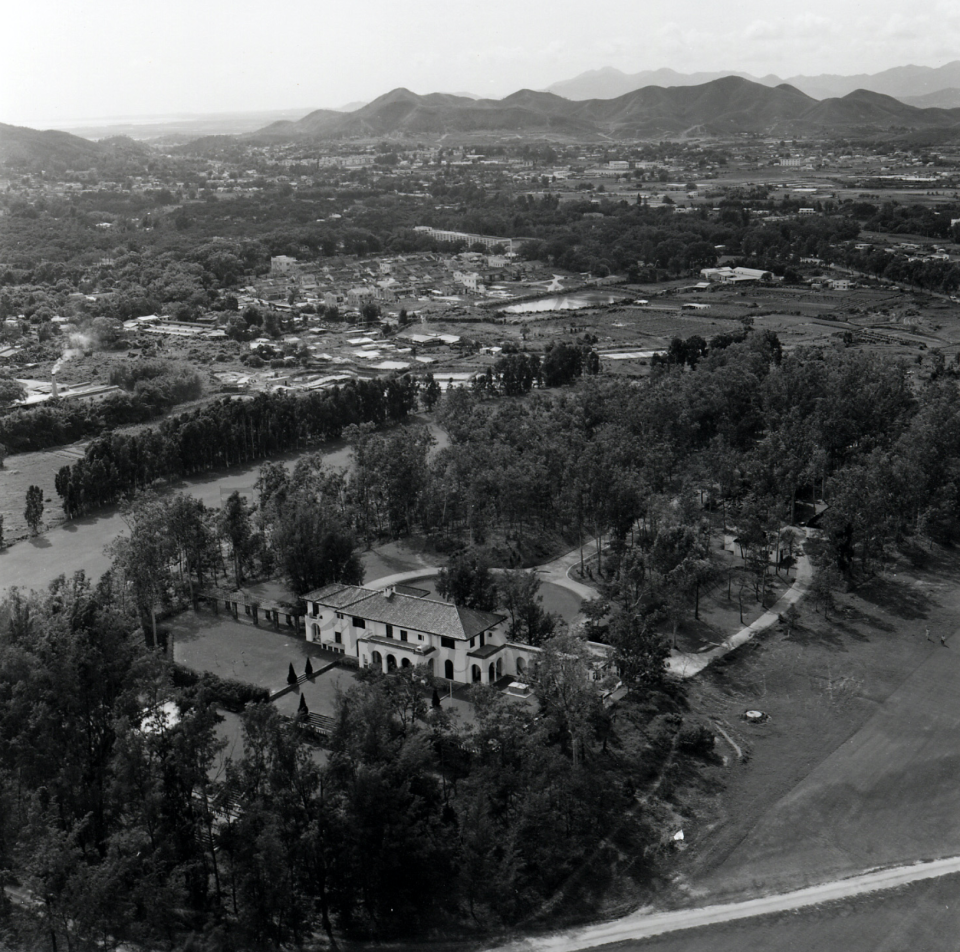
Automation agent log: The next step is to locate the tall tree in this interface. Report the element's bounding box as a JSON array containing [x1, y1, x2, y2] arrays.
[[497, 568, 556, 646], [437, 550, 498, 611], [24, 484, 44, 535], [218, 490, 257, 587], [272, 493, 363, 596], [107, 494, 176, 648]]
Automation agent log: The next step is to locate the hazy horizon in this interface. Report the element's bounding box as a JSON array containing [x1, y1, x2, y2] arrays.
[[5, 0, 960, 130]]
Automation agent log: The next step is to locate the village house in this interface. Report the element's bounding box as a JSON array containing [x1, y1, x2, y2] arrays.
[[270, 255, 298, 274], [453, 270, 483, 293]]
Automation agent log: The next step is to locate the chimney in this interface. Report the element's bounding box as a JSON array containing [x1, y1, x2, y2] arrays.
[[51, 372, 58, 399]]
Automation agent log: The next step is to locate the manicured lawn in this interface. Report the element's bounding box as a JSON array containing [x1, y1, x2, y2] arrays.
[[272, 666, 360, 719], [672, 546, 960, 903], [170, 609, 338, 694]]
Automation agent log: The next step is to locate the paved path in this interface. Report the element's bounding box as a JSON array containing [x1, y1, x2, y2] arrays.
[[668, 538, 814, 678], [496, 855, 960, 951], [367, 538, 603, 604]]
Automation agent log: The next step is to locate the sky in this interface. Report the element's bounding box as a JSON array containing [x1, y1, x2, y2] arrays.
[[5, 0, 960, 128]]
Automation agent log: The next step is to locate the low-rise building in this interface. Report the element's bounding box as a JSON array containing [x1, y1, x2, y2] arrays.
[[271, 255, 298, 274], [700, 267, 774, 284]]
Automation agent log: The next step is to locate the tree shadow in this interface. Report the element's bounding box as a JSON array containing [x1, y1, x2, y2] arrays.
[[28, 535, 52, 549], [782, 621, 850, 650], [854, 576, 931, 621]]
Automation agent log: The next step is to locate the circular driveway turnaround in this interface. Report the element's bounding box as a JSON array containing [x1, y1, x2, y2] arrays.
[[367, 534, 815, 682]]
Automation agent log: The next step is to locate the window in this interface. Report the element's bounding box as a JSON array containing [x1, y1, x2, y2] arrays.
[[418, 634, 424, 641], [335, 631, 342, 644], [386, 624, 393, 638], [470, 637, 476, 648], [352, 617, 366, 629], [400, 630, 408, 642], [336, 612, 343, 619], [441, 636, 456, 649]]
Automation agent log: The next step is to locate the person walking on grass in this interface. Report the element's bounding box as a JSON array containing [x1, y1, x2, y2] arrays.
[[927, 627, 934, 643]]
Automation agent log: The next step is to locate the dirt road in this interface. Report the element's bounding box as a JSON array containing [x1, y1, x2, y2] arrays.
[[496, 856, 960, 951]]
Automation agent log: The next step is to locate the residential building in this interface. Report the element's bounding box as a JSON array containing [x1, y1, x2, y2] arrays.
[[347, 287, 377, 308], [303, 583, 545, 684], [271, 255, 298, 274], [453, 270, 483, 292]]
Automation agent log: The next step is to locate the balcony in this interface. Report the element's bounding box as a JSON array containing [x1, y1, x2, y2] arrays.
[[360, 634, 435, 656]]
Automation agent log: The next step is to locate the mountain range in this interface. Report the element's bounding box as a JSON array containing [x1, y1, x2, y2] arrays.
[[7, 73, 960, 164], [546, 61, 960, 107], [247, 77, 960, 141]]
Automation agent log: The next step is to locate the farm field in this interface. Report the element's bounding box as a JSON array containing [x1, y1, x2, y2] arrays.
[[672, 546, 960, 904]]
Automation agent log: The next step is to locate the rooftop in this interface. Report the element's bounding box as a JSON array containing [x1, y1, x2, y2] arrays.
[[305, 583, 505, 641]]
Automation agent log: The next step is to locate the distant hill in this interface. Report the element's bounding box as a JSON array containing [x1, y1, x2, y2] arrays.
[[248, 87, 595, 139], [548, 61, 960, 105], [547, 67, 770, 101], [245, 77, 960, 141], [799, 88, 960, 129], [0, 122, 104, 168], [783, 61, 960, 102], [562, 77, 816, 136], [901, 88, 960, 109]]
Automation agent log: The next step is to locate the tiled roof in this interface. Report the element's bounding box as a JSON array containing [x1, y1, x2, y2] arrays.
[[306, 584, 504, 641], [303, 583, 374, 610]]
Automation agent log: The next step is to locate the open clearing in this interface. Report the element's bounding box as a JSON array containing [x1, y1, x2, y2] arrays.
[[490, 547, 960, 951]]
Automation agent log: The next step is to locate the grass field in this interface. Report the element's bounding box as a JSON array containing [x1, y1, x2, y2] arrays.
[[605, 872, 960, 952], [669, 545, 960, 906]]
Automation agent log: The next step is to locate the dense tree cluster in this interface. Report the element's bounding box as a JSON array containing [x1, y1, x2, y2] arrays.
[[0, 360, 205, 452], [53, 376, 418, 517], [839, 240, 960, 293], [0, 578, 669, 948], [2, 164, 871, 299], [319, 331, 960, 622]]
